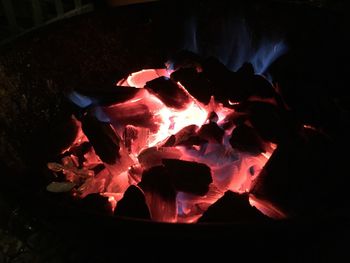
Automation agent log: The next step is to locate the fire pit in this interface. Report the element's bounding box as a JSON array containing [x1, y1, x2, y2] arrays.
[[1, 0, 350, 261], [47, 47, 294, 222]]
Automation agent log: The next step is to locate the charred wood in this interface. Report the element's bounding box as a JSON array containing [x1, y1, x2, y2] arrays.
[[162, 159, 212, 196], [114, 185, 151, 220], [145, 77, 190, 109], [198, 191, 270, 223], [81, 113, 120, 165]]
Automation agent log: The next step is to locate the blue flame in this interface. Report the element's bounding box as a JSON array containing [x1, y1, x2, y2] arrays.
[[181, 17, 287, 76], [244, 39, 287, 75], [68, 91, 94, 108], [183, 16, 198, 54], [68, 91, 111, 122], [92, 107, 110, 123]]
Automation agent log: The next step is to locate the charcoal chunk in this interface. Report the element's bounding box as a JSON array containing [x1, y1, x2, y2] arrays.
[[198, 191, 269, 223], [237, 62, 255, 76], [145, 77, 190, 109], [162, 159, 212, 196], [81, 113, 120, 164], [162, 125, 207, 147], [166, 50, 203, 71], [75, 86, 140, 106], [176, 136, 208, 147], [104, 102, 159, 132], [170, 67, 213, 104], [171, 125, 198, 145], [138, 147, 182, 169], [251, 130, 335, 218], [123, 125, 138, 153], [138, 166, 176, 222], [71, 71, 139, 106], [221, 111, 248, 130], [197, 122, 224, 143], [162, 135, 176, 147], [114, 185, 151, 220], [207, 111, 219, 123], [139, 166, 175, 201], [247, 101, 299, 143], [201, 58, 276, 103], [229, 124, 266, 155]]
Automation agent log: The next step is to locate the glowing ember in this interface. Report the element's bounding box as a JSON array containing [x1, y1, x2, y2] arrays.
[[48, 66, 285, 223]]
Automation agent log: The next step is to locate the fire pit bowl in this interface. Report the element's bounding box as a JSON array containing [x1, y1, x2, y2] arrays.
[[1, 0, 350, 261]]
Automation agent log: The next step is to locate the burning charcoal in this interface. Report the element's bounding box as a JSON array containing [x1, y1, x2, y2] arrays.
[[46, 182, 75, 193], [198, 191, 270, 223], [138, 147, 182, 169], [170, 124, 198, 145], [162, 125, 207, 147], [91, 163, 105, 175], [145, 77, 190, 109], [229, 124, 266, 155], [104, 102, 159, 132], [64, 141, 92, 167], [201, 58, 276, 103], [166, 50, 203, 71], [162, 135, 176, 147], [114, 185, 151, 220], [81, 113, 120, 165], [79, 193, 113, 215], [197, 122, 224, 144], [124, 69, 168, 88], [177, 136, 208, 147], [162, 159, 212, 196], [139, 166, 176, 222], [247, 101, 298, 143], [128, 165, 143, 184], [207, 111, 219, 123], [251, 130, 334, 218], [221, 111, 248, 130], [123, 125, 138, 153], [65, 141, 91, 156], [170, 67, 213, 104], [73, 85, 140, 106], [139, 166, 175, 199]]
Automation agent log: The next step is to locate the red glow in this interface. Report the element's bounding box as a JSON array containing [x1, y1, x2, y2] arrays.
[[50, 68, 278, 223], [249, 194, 286, 219]]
